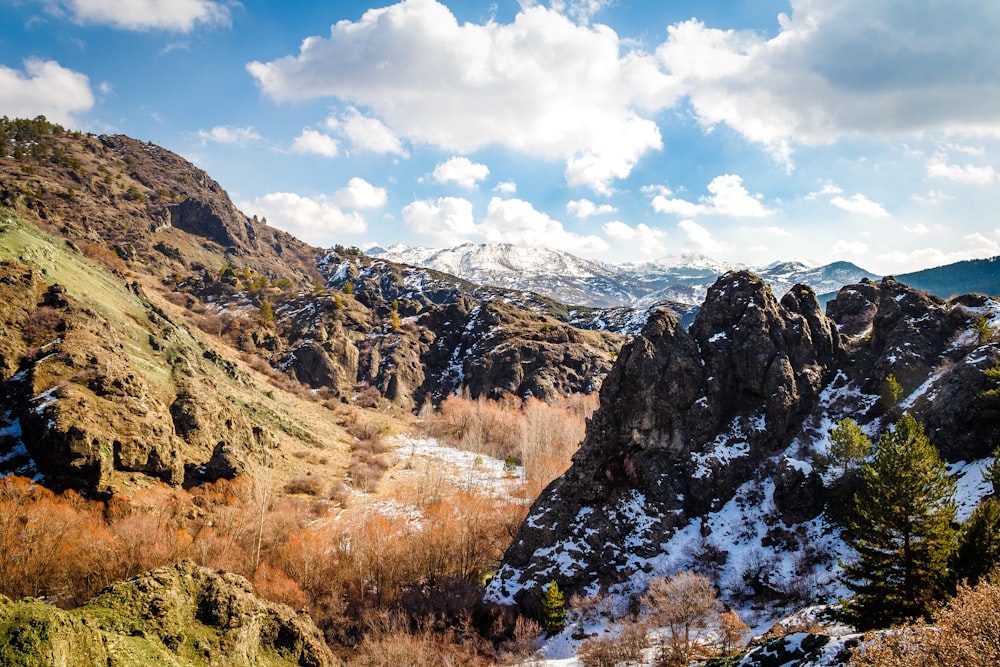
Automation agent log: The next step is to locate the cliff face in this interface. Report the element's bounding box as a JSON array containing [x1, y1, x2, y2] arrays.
[[487, 272, 999, 610]]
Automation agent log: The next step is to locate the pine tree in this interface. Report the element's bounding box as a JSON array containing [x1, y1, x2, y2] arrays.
[[839, 413, 956, 630], [950, 497, 1000, 588], [538, 580, 566, 636], [258, 298, 274, 325], [818, 418, 872, 477]]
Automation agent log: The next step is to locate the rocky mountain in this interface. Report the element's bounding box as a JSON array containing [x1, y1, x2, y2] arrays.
[[0, 560, 336, 666], [486, 272, 1000, 622], [0, 119, 625, 495], [369, 243, 879, 308]]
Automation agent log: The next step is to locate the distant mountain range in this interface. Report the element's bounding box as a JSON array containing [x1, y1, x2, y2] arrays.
[[370, 243, 1000, 308], [369, 243, 879, 307]]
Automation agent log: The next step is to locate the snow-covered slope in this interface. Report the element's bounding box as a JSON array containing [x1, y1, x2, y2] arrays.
[[368, 244, 876, 308]]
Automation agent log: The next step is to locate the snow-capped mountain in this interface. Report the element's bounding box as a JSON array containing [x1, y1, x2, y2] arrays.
[[368, 243, 878, 308]]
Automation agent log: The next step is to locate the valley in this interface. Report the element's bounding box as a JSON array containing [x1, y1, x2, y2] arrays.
[[2, 118, 1000, 666]]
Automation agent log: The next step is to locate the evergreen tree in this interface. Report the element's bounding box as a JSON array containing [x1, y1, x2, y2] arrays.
[[950, 497, 1000, 588], [258, 299, 274, 325], [839, 414, 957, 630], [538, 580, 566, 636], [818, 418, 872, 477]]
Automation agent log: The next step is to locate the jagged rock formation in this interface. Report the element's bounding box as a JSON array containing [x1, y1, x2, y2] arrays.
[[272, 253, 624, 409], [487, 271, 1000, 611], [0, 560, 336, 667]]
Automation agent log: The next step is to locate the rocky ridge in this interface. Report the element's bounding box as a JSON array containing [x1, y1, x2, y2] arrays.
[[487, 272, 1000, 618]]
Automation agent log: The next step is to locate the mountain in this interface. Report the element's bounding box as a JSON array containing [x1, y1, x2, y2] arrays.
[[486, 273, 1000, 626], [369, 243, 878, 308], [0, 119, 625, 493], [899, 255, 1000, 299]]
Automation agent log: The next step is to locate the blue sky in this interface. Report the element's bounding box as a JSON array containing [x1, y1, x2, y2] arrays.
[[2, 0, 1000, 274]]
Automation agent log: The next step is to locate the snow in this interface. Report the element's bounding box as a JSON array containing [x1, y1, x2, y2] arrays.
[[709, 331, 728, 343], [392, 435, 525, 498]]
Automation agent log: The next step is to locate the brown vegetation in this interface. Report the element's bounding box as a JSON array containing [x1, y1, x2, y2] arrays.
[[0, 464, 535, 663], [420, 392, 597, 493], [851, 572, 1000, 666]]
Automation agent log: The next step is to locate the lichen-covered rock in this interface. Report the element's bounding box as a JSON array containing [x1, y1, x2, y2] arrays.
[[0, 560, 338, 667]]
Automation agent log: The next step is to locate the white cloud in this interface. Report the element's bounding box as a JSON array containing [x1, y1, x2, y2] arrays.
[[432, 156, 490, 188], [677, 219, 729, 254], [291, 129, 339, 157], [654, 3, 1000, 165], [927, 153, 997, 184], [480, 197, 609, 254], [752, 225, 792, 236], [805, 182, 844, 200], [402, 197, 477, 245], [567, 198, 617, 218], [494, 181, 517, 194], [247, 0, 677, 193], [54, 0, 231, 31], [833, 240, 869, 255], [548, 0, 612, 25], [331, 177, 387, 210], [239, 192, 367, 246], [830, 193, 890, 218], [903, 224, 931, 235], [876, 245, 995, 270], [911, 190, 956, 205], [336, 108, 408, 156], [196, 125, 260, 146], [652, 174, 771, 218], [0, 58, 93, 126], [602, 221, 666, 256]]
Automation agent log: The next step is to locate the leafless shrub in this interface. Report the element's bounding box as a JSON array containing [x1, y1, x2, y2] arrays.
[[284, 474, 326, 496], [579, 621, 648, 667]]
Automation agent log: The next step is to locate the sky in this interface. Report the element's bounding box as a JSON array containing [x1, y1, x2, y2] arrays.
[[1, 0, 1000, 274]]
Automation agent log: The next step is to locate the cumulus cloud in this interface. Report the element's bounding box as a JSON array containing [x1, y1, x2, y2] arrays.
[[567, 198, 617, 218], [401, 194, 606, 253], [333, 108, 408, 156], [652, 174, 771, 218], [402, 197, 477, 245], [494, 181, 517, 194], [432, 156, 490, 188], [52, 0, 231, 31], [239, 192, 367, 246], [654, 2, 1000, 165], [291, 129, 339, 157], [602, 221, 666, 256], [833, 240, 869, 255], [0, 58, 93, 126], [480, 197, 609, 254], [247, 0, 676, 193], [876, 245, 995, 270], [196, 125, 260, 146], [927, 153, 998, 184], [830, 193, 890, 218], [677, 219, 729, 254], [331, 177, 387, 210]]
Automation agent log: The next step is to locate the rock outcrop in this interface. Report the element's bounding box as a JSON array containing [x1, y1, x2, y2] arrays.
[[0, 560, 337, 667], [487, 272, 1000, 610]]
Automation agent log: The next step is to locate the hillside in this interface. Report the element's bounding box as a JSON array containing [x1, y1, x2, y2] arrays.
[[899, 256, 1000, 299], [487, 273, 1000, 631], [0, 119, 624, 494]]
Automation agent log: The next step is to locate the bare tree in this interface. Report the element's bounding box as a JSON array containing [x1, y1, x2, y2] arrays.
[[642, 571, 722, 666]]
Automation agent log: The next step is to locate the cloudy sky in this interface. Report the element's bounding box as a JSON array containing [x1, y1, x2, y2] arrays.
[[2, 0, 999, 273]]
